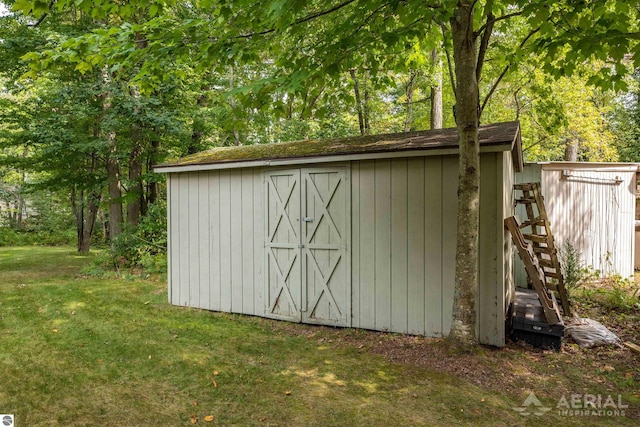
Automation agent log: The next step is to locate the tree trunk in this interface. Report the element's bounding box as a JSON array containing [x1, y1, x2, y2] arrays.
[[349, 69, 366, 135], [363, 70, 371, 134], [79, 191, 100, 253], [447, 2, 481, 349], [102, 66, 124, 240], [127, 33, 148, 226], [71, 185, 101, 253], [105, 131, 123, 240], [127, 139, 144, 226], [404, 70, 416, 132], [430, 49, 443, 130], [229, 66, 241, 146], [147, 138, 160, 206], [71, 186, 84, 251], [128, 84, 144, 227], [189, 93, 207, 154], [565, 135, 579, 161]]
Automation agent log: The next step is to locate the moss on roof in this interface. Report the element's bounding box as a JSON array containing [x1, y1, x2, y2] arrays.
[[158, 121, 520, 169]]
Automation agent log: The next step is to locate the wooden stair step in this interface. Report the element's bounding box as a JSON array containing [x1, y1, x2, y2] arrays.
[[516, 198, 536, 204], [523, 234, 551, 243], [538, 259, 555, 268], [532, 246, 552, 254], [519, 219, 547, 228], [514, 183, 535, 190]]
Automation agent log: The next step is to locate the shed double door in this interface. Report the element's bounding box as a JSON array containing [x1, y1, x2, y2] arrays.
[[264, 167, 350, 327]]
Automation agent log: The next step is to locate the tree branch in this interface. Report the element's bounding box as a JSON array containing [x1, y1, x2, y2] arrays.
[[474, 11, 522, 37], [476, 0, 495, 82], [27, 0, 56, 28], [441, 24, 456, 99], [480, 26, 541, 114], [237, 0, 358, 39]]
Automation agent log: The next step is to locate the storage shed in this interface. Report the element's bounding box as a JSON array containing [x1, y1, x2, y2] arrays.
[[515, 162, 639, 284], [155, 121, 524, 347]]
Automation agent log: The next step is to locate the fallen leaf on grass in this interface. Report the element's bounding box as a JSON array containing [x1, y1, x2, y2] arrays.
[[285, 391, 291, 396], [191, 415, 197, 424], [212, 380, 217, 388], [52, 328, 59, 333], [204, 415, 214, 422], [193, 401, 198, 407], [213, 370, 219, 376]]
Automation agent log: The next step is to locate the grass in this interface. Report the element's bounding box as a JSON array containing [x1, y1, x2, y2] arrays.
[[0, 246, 639, 426]]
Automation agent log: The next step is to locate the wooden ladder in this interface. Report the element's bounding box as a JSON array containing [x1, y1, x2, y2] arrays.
[[505, 216, 561, 325], [514, 182, 571, 315]]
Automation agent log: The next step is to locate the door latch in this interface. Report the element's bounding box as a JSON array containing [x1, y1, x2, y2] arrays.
[[302, 217, 314, 222]]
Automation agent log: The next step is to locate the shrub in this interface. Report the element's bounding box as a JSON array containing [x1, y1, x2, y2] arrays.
[[101, 201, 167, 275]]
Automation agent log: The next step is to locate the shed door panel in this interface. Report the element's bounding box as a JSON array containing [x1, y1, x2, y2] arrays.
[[302, 169, 350, 326], [265, 170, 301, 322], [264, 167, 350, 327]]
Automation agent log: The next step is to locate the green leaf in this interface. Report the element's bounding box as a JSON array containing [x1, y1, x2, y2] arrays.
[[149, 4, 160, 18]]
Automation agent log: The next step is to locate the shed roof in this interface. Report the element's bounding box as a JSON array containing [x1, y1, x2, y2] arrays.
[[156, 121, 523, 173]]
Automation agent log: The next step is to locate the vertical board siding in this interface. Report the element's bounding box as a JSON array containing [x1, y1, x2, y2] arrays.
[[168, 168, 264, 315], [253, 170, 265, 315], [516, 164, 636, 283], [167, 174, 177, 304], [423, 157, 443, 336], [219, 170, 232, 312], [440, 156, 458, 335], [209, 172, 221, 311], [374, 160, 392, 331], [406, 159, 426, 335], [241, 170, 255, 315], [198, 173, 211, 310], [541, 168, 636, 278], [351, 156, 460, 338], [351, 163, 361, 329], [168, 155, 510, 346], [478, 154, 499, 345], [357, 161, 376, 330], [230, 170, 243, 313], [350, 154, 501, 343], [178, 174, 190, 306], [502, 152, 515, 314], [391, 159, 409, 333]]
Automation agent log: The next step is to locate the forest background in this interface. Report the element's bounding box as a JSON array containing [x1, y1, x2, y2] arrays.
[[0, 0, 639, 273]]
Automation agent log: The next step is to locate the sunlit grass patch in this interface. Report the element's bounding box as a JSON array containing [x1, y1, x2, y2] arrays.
[[0, 246, 638, 426]]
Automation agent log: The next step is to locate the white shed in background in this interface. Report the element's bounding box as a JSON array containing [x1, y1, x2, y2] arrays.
[[156, 121, 524, 347], [515, 162, 639, 285]]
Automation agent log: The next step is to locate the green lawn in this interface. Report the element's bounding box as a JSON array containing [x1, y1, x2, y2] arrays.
[[0, 246, 638, 426]]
